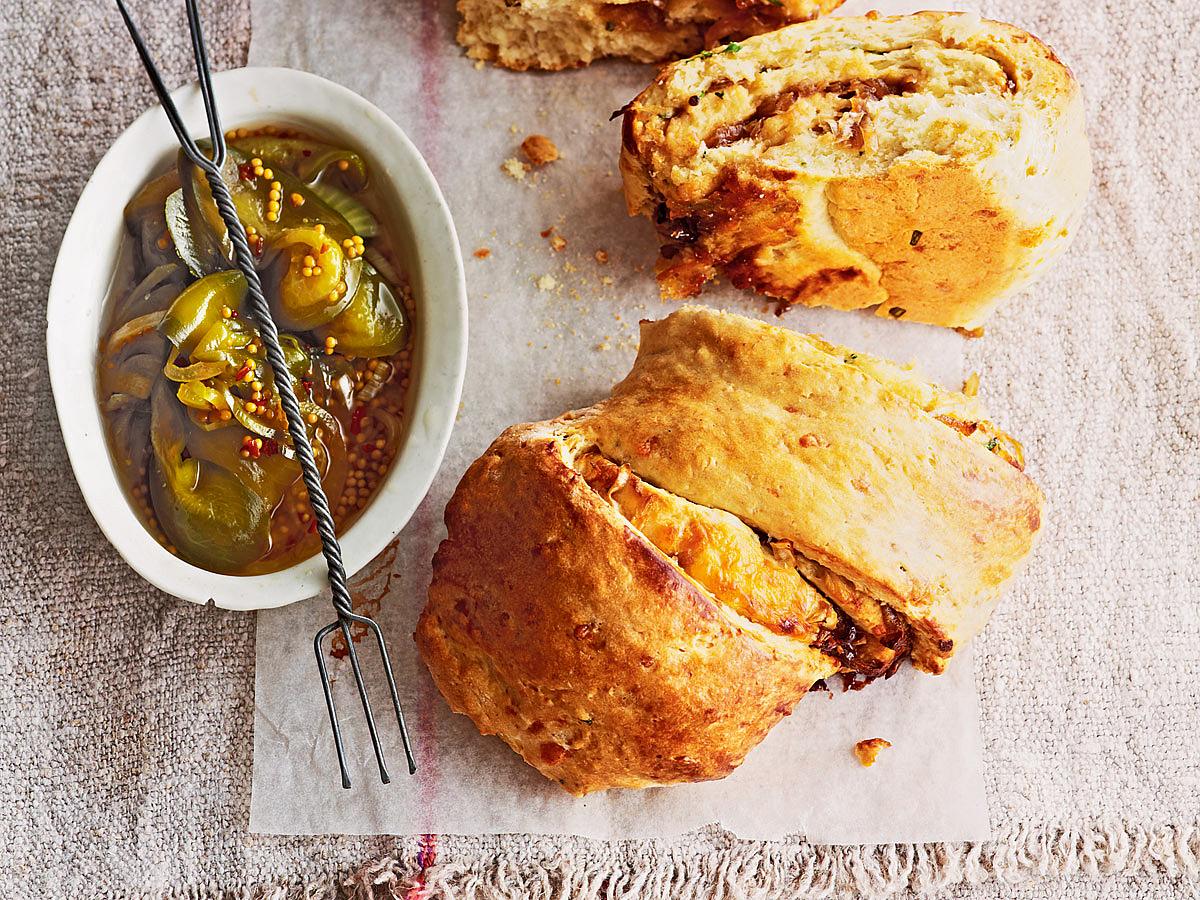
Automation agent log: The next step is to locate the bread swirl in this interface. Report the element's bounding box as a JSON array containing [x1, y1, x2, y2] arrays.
[[456, 0, 842, 71], [417, 307, 1043, 793], [619, 12, 1091, 328]]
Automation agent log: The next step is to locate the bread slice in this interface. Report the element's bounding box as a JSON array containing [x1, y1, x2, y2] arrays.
[[619, 12, 1091, 328], [417, 307, 1043, 793], [456, 0, 843, 71]]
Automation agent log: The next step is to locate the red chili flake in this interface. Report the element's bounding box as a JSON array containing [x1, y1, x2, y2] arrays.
[[302, 149, 312, 157], [229, 310, 239, 319], [261, 438, 278, 456], [300, 378, 314, 398], [349, 406, 365, 435], [237, 162, 257, 181], [307, 519, 317, 534], [233, 362, 252, 381]]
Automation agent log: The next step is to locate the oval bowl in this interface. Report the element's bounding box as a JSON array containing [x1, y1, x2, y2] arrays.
[[47, 67, 467, 611]]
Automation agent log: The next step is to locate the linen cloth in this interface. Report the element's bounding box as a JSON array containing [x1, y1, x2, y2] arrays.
[[2, 0, 1197, 897]]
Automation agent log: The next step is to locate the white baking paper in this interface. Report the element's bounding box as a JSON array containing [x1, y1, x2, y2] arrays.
[[247, 0, 989, 842]]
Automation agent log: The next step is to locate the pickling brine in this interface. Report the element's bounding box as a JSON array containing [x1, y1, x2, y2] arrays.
[[98, 125, 415, 575]]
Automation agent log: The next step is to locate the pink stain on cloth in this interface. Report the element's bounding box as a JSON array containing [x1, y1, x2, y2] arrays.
[[410, 5, 444, 877]]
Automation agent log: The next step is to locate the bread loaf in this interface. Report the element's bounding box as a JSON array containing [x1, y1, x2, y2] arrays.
[[619, 13, 1091, 328], [456, 0, 842, 71], [416, 307, 1043, 793]]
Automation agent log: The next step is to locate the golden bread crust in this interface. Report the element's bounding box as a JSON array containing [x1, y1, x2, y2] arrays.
[[456, 0, 842, 71], [619, 12, 1091, 327], [574, 307, 1044, 671], [418, 307, 1044, 793], [417, 420, 838, 795]]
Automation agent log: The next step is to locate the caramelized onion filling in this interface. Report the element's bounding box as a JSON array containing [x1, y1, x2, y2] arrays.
[[700, 78, 917, 152], [599, 2, 666, 33], [578, 452, 837, 640], [599, 0, 820, 42], [574, 450, 914, 681]]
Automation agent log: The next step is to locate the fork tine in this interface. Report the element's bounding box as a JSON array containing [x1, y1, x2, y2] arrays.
[[340, 621, 392, 784], [358, 615, 418, 775], [314, 622, 353, 789], [184, 0, 225, 166], [115, 0, 201, 163]]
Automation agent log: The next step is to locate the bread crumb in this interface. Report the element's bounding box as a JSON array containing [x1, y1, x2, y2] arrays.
[[594, 249, 609, 264], [536, 274, 558, 291], [962, 371, 980, 396], [600, 275, 614, 285], [509, 124, 519, 134], [473, 248, 491, 259], [540, 229, 566, 254], [501, 158, 529, 181], [955, 325, 985, 339], [473, 59, 485, 70], [521, 134, 559, 167], [854, 738, 892, 767]]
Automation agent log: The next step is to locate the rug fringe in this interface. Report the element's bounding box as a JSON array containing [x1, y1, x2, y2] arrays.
[[135, 822, 1200, 900], [325, 821, 1199, 900]]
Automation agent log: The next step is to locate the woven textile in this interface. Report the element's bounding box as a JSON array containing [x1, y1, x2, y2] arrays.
[[2, 0, 1197, 897]]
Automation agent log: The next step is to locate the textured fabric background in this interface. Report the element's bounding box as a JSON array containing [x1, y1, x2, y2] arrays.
[[2, 0, 1197, 897]]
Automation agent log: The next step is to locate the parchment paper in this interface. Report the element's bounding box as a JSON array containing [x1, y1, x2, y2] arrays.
[[248, 0, 989, 842]]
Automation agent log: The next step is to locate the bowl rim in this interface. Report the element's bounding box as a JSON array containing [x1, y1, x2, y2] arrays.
[[46, 66, 467, 611]]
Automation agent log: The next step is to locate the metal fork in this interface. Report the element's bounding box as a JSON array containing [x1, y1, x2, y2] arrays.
[[116, 0, 416, 788]]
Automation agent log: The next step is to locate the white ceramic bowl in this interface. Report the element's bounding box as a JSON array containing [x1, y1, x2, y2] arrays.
[[47, 67, 467, 611]]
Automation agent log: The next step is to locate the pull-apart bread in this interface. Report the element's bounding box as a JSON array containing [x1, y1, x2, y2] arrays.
[[619, 13, 1091, 329], [456, 0, 843, 71], [417, 307, 1043, 794]]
